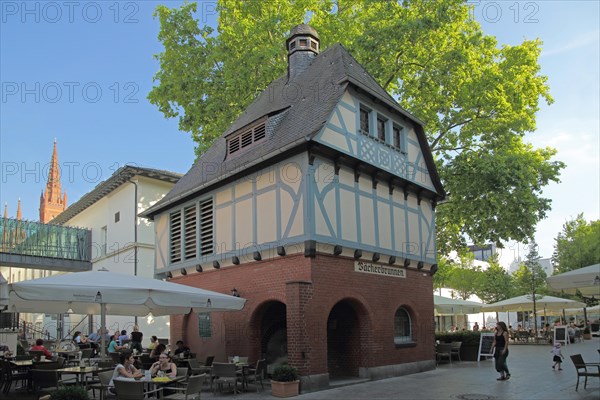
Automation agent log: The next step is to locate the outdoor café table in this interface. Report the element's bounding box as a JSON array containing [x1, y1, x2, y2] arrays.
[[57, 366, 113, 386], [115, 375, 187, 399], [10, 359, 56, 367]]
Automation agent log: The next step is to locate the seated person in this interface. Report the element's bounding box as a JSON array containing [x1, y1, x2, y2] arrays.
[[30, 338, 53, 359], [149, 343, 166, 362], [108, 333, 125, 353], [173, 340, 190, 356], [147, 335, 158, 351], [73, 331, 89, 346], [118, 330, 129, 345], [150, 352, 177, 378], [110, 350, 143, 386]]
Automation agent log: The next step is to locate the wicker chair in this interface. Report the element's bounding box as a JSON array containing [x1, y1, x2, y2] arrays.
[[245, 359, 267, 392], [164, 373, 207, 400], [88, 370, 113, 400], [436, 343, 452, 365], [450, 342, 462, 361], [113, 379, 162, 400], [211, 362, 241, 394], [570, 354, 600, 390]]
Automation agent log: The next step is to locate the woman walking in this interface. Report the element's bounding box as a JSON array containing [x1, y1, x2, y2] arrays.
[[491, 321, 510, 381]]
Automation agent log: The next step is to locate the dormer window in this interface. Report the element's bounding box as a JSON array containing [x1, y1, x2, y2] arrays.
[[310, 40, 318, 50], [290, 41, 296, 50], [227, 122, 267, 155], [299, 38, 308, 47]]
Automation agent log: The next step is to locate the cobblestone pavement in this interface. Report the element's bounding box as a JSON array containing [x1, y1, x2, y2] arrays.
[[1, 337, 598, 400]]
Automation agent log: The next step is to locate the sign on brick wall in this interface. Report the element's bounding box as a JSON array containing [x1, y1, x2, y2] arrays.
[[354, 261, 406, 278]]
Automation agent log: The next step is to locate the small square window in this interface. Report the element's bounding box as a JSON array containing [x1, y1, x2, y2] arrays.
[[114, 212, 120, 223], [298, 38, 308, 47], [290, 41, 296, 50]]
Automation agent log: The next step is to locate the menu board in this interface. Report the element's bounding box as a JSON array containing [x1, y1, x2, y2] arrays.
[[554, 326, 568, 346], [478, 333, 495, 360]]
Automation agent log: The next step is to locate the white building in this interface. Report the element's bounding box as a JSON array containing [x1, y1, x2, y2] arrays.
[[51, 165, 181, 343]]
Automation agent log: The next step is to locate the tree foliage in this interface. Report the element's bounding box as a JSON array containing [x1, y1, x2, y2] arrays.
[[475, 254, 514, 304], [552, 214, 600, 274], [445, 250, 481, 300], [149, 0, 564, 252], [513, 242, 547, 296]]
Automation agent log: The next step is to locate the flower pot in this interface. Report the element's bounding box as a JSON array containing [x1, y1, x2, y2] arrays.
[[271, 380, 299, 398]]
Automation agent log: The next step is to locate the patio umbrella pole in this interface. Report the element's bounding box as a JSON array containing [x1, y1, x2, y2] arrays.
[[100, 302, 106, 361]]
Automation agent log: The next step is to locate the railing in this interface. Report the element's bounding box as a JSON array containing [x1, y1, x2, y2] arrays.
[[0, 217, 91, 261]]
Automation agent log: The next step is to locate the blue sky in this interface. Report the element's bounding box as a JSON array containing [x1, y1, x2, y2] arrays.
[[1, 1, 598, 264]]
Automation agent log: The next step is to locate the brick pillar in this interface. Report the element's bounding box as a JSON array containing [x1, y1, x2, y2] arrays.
[[285, 280, 313, 376]]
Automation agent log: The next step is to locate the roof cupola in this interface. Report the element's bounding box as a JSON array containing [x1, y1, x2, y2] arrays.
[[286, 24, 320, 81]]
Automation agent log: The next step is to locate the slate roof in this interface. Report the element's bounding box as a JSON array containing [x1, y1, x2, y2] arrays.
[[142, 43, 445, 220], [51, 165, 182, 225]]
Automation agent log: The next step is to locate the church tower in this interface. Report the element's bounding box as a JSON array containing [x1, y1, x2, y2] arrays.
[[39, 140, 67, 223]]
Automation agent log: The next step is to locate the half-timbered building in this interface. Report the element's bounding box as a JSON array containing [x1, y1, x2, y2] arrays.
[[142, 24, 446, 391]]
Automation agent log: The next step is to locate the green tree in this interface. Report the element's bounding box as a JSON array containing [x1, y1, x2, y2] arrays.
[[552, 214, 600, 274], [475, 254, 514, 304], [513, 241, 547, 333], [149, 0, 564, 252], [433, 256, 455, 293], [445, 251, 482, 300]]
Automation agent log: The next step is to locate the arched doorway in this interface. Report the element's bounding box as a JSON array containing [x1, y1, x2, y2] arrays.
[[327, 300, 362, 378], [255, 301, 287, 368]]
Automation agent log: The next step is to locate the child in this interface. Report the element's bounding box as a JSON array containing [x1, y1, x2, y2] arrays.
[[551, 342, 564, 370]]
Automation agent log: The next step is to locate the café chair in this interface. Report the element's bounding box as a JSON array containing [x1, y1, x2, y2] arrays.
[[245, 359, 267, 392], [28, 350, 46, 362], [570, 354, 600, 391], [88, 370, 113, 400], [114, 379, 163, 400], [30, 369, 63, 398], [211, 362, 241, 394], [450, 342, 462, 361], [164, 373, 207, 400], [188, 356, 214, 375], [435, 343, 452, 365], [1, 359, 28, 394]]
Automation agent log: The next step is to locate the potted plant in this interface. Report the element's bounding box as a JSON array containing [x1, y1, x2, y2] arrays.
[[49, 386, 90, 400], [271, 364, 299, 398], [582, 327, 592, 340]]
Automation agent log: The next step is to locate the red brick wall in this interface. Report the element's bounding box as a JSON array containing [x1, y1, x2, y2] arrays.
[[169, 252, 435, 375]]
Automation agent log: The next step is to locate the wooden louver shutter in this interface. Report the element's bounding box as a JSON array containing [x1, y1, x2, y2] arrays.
[[199, 199, 214, 256], [184, 205, 197, 259], [170, 211, 182, 263]]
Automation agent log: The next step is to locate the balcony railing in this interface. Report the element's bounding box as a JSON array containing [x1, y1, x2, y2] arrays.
[[0, 218, 91, 261]]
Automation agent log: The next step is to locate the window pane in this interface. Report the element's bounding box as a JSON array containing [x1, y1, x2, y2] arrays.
[[394, 308, 412, 343], [377, 117, 386, 141], [360, 108, 369, 134]]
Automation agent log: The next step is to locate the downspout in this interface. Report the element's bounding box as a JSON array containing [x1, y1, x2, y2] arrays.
[[129, 178, 139, 325]]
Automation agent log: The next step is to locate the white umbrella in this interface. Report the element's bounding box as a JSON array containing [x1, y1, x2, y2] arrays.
[[0, 272, 8, 308], [546, 264, 600, 297], [481, 294, 585, 312], [433, 295, 483, 315], [8, 269, 246, 359]]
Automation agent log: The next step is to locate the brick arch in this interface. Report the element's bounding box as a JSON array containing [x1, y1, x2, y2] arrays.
[[326, 297, 372, 378], [248, 299, 288, 366]]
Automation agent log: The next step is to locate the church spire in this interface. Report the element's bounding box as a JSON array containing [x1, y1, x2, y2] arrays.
[[39, 140, 67, 223], [16, 199, 22, 220], [3, 203, 7, 219]]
